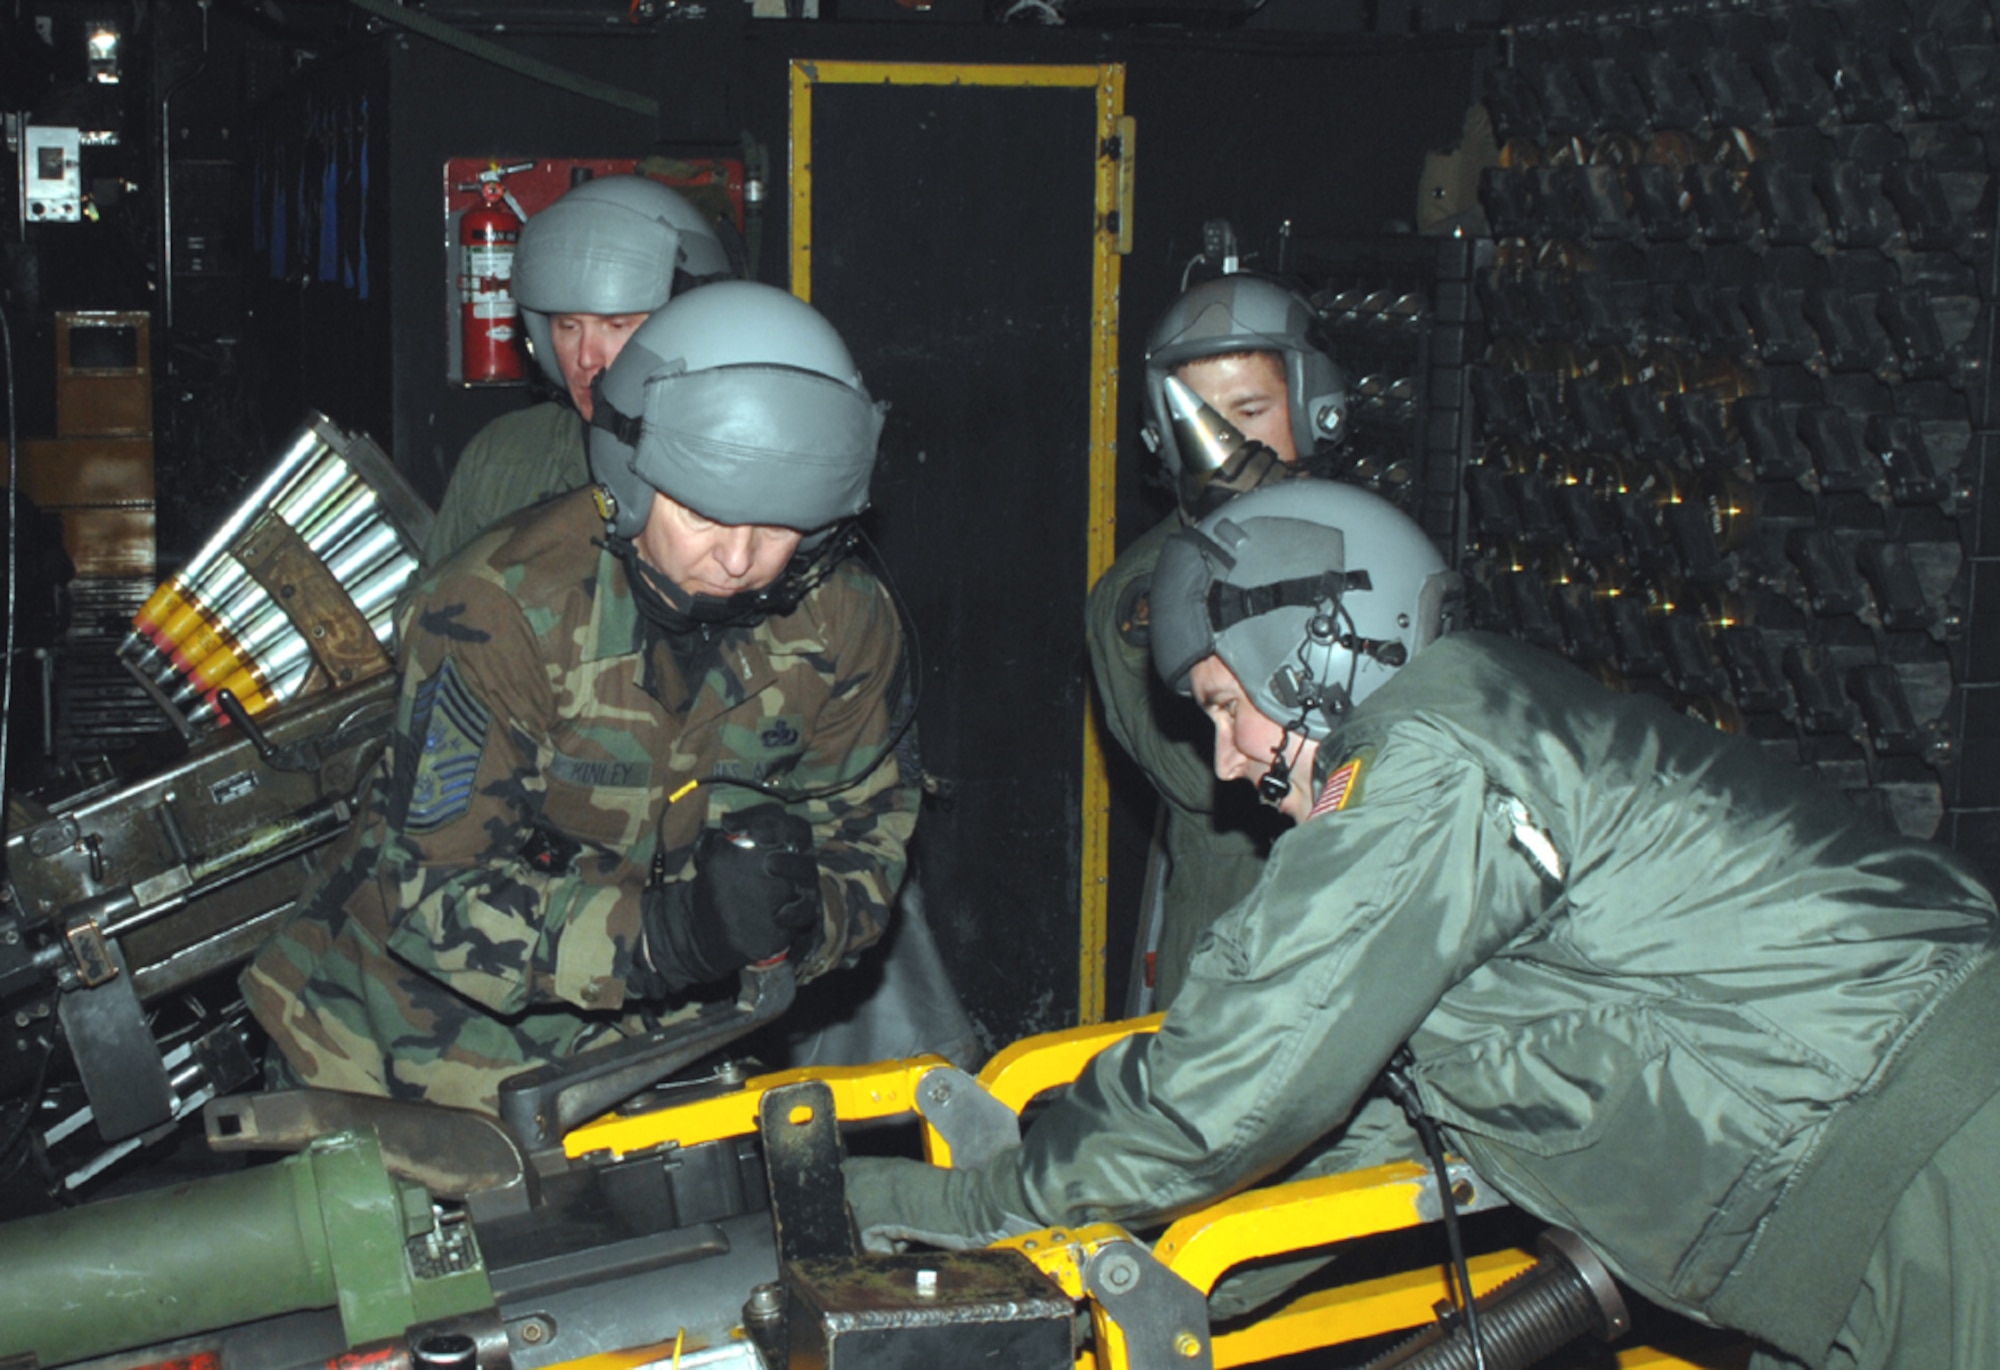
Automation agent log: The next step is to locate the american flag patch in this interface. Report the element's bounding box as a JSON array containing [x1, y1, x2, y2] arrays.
[[1310, 758, 1364, 818]]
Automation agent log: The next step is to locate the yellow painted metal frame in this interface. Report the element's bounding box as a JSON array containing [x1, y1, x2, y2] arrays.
[[1156, 1161, 1535, 1366], [993, 1158, 1724, 1369], [788, 58, 1128, 1024], [565, 1014, 1160, 1162], [560, 1016, 1732, 1368], [565, 1055, 946, 1161], [977, 1012, 1160, 1114], [570, 1014, 1497, 1353]]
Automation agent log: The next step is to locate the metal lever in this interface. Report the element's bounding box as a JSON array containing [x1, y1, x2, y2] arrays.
[[214, 684, 394, 775], [214, 688, 281, 763], [760, 1079, 855, 1263], [497, 959, 797, 1153], [205, 1087, 530, 1202]]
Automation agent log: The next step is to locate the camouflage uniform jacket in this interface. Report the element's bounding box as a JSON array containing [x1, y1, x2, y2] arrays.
[[421, 402, 589, 572], [244, 488, 918, 1113]]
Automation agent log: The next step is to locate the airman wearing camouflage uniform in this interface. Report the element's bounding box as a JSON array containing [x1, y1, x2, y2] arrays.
[[245, 283, 915, 1114], [423, 175, 740, 570]]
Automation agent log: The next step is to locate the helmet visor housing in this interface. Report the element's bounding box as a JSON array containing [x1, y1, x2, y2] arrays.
[[512, 197, 682, 317]]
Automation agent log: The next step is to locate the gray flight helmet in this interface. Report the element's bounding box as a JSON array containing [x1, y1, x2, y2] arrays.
[[1150, 482, 1459, 740], [1141, 275, 1349, 493], [588, 280, 885, 540], [513, 176, 735, 387]]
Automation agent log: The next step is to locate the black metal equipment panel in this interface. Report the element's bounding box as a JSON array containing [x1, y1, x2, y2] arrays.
[[803, 76, 1100, 1051], [1454, 0, 1999, 888]]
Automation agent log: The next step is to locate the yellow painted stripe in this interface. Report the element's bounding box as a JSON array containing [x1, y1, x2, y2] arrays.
[[1078, 62, 1125, 1024], [790, 59, 1103, 88], [181, 637, 254, 697], [207, 656, 280, 716], [787, 61, 815, 301], [151, 585, 228, 658], [166, 607, 241, 681], [788, 60, 1105, 300], [134, 574, 196, 638]]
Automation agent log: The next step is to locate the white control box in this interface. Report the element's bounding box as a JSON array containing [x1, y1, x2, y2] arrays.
[[24, 126, 82, 223]]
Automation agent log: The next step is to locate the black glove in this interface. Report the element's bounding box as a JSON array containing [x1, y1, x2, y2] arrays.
[[842, 1155, 1042, 1253], [634, 807, 821, 995]]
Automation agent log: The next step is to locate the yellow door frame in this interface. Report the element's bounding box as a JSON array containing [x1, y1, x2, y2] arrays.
[[788, 59, 1127, 1022]]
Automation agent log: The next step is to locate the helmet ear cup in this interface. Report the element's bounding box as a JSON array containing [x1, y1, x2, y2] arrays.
[[586, 343, 668, 540], [1290, 344, 1349, 455]]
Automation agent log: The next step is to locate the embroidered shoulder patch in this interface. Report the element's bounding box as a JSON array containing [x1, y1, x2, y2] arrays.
[[1114, 576, 1152, 650], [405, 657, 490, 833], [1309, 753, 1367, 819]]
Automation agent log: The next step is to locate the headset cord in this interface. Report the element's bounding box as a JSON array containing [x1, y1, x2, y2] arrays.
[[694, 524, 926, 807], [1380, 1046, 1488, 1370]]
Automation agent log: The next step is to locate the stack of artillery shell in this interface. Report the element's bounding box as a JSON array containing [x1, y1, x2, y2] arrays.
[[119, 413, 433, 734]]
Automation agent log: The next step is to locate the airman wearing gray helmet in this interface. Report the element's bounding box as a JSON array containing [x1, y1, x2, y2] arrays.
[[245, 283, 919, 1114], [586, 283, 978, 1072], [422, 175, 740, 569], [849, 482, 2000, 1370], [1085, 273, 1349, 1010]]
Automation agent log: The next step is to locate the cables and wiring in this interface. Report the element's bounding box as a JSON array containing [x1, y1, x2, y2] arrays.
[[694, 524, 927, 808], [0, 1034, 54, 1190], [997, 0, 1066, 23], [1380, 1045, 1489, 1370]]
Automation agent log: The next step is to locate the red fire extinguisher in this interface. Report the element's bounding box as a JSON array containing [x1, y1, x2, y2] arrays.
[[459, 174, 524, 383]]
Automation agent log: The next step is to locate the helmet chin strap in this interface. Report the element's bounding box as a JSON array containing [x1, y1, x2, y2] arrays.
[[605, 523, 856, 635], [588, 375, 646, 449]]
